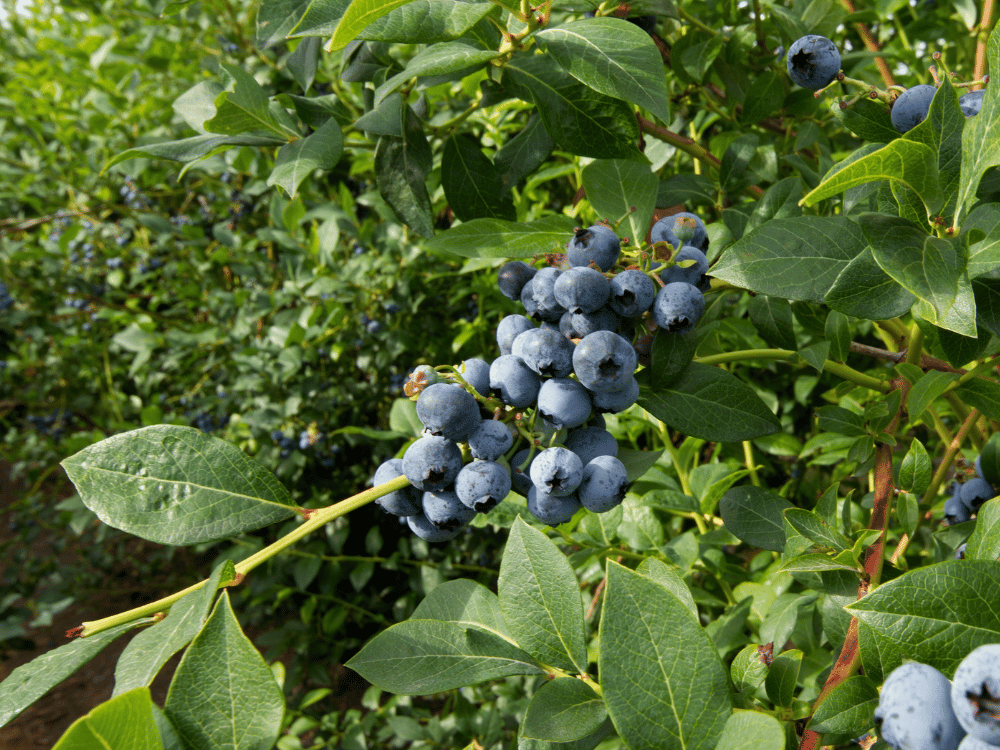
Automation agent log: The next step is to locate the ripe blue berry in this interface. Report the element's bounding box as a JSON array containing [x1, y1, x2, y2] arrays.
[[891, 84, 938, 133], [651, 213, 708, 251], [536, 378, 593, 430], [566, 224, 621, 271], [874, 662, 964, 750], [659, 246, 709, 287], [951, 644, 1000, 745], [609, 270, 656, 317], [510, 448, 536, 495], [945, 494, 971, 525], [416, 383, 482, 442], [578, 455, 629, 513], [520, 279, 539, 318], [527, 486, 581, 525], [468, 420, 514, 461], [407, 513, 461, 542], [511, 327, 575, 378], [564, 307, 621, 338], [402, 436, 463, 492], [572, 331, 638, 393], [787, 35, 841, 91], [591, 376, 640, 413], [553, 267, 611, 314], [459, 358, 492, 397], [455, 461, 511, 512], [530, 447, 584, 497], [422, 489, 476, 530], [489, 355, 542, 407], [373, 459, 422, 516], [498, 260, 537, 301], [565, 426, 619, 466], [531, 267, 567, 322], [960, 477, 996, 512], [960, 89, 985, 118], [497, 314, 535, 356], [652, 282, 705, 333]]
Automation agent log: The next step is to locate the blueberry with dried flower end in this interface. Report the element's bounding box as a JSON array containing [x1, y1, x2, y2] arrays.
[[960, 477, 996, 513], [512, 327, 575, 378], [609, 269, 656, 317], [372, 459, 422, 516], [652, 282, 705, 334], [786, 35, 841, 91], [952, 645, 1000, 745], [527, 486, 582, 526], [945, 494, 971, 525], [566, 224, 621, 271], [530, 446, 584, 497], [489, 354, 541, 408], [455, 461, 511, 512], [572, 330, 638, 394], [422, 489, 476, 531], [402, 435, 463, 492], [874, 662, 964, 750], [531, 267, 567, 322], [468, 420, 514, 461], [566, 307, 622, 337], [416, 382, 481, 442], [553, 266, 611, 314], [537, 377, 593, 430]]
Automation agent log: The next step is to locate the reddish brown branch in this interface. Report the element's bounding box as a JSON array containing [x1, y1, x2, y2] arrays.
[[839, 0, 897, 88]]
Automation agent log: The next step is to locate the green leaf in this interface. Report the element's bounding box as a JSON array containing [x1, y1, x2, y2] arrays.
[[61, 426, 299, 546], [846, 560, 1000, 675], [899, 439, 932, 496], [836, 97, 899, 143], [636, 558, 698, 619], [746, 295, 797, 350], [719, 486, 792, 552], [504, 55, 641, 160], [730, 645, 768, 703], [650, 329, 697, 390], [815, 406, 866, 437], [714, 709, 785, 749], [375, 43, 499, 106], [499, 518, 588, 673], [760, 594, 816, 652], [536, 18, 671, 124], [825, 310, 851, 362], [205, 63, 298, 138], [358, 0, 493, 43], [325, 0, 419, 51], [808, 675, 878, 734], [495, 114, 555, 189], [748, 177, 804, 230], [389, 397, 423, 436], [521, 678, 607, 742], [966, 499, 1000, 561], [345, 618, 544, 693], [257, 0, 343, 47], [638, 363, 780, 442], [425, 215, 576, 258], [113, 560, 238, 696], [164, 593, 284, 750], [764, 649, 801, 708], [267, 117, 343, 199], [741, 72, 784, 126], [825, 247, 916, 320], [953, 25, 1000, 224], [862, 214, 977, 337], [801, 138, 942, 215], [955, 378, 1000, 421], [777, 553, 859, 574], [0, 621, 148, 729], [897, 491, 920, 538], [581, 159, 657, 251], [783, 508, 852, 552], [375, 109, 434, 238], [712, 216, 867, 302], [906, 369, 959, 421], [411, 579, 513, 641], [965, 203, 1000, 279], [720, 134, 759, 192], [104, 134, 285, 172], [52, 688, 163, 750], [441, 134, 516, 222], [599, 562, 731, 750], [980, 433, 1000, 486], [681, 36, 724, 83], [287, 37, 320, 92], [904, 82, 965, 213]]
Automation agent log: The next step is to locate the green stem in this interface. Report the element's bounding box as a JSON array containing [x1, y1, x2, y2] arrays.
[[743, 440, 762, 487], [905, 323, 924, 366], [694, 349, 891, 392], [78, 476, 409, 637], [676, 5, 721, 35]]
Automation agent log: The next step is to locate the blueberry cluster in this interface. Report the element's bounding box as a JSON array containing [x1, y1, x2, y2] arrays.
[[26, 410, 72, 441], [873, 645, 1000, 750], [943, 456, 998, 534], [372, 216, 712, 540], [0, 282, 14, 312], [120, 176, 153, 210], [192, 410, 230, 433]]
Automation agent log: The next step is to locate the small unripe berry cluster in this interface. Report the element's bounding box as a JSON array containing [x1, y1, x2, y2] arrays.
[[371, 216, 713, 540]]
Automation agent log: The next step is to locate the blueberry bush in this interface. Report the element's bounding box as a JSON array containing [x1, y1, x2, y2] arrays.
[[3, 0, 1000, 748]]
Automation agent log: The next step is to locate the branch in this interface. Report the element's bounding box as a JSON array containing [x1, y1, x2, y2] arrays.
[[975, 0, 997, 87], [839, 0, 897, 88]]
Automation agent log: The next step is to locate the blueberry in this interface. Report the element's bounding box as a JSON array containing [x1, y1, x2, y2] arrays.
[[565, 426, 619, 466], [959, 89, 985, 118], [537, 377, 593, 430], [787, 35, 841, 91], [955, 543, 968, 560], [511, 327, 575, 378], [489, 355, 542, 408], [960, 477, 996, 512], [468, 420, 514, 461], [609, 270, 657, 317], [891, 85, 938, 133], [652, 282, 705, 334], [401, 435, 464, 491], [951, 645, 1000, 745], [591, 376, 640, 413], [553, 267, 611, 314], [658, 246, 709, 287], [422, 489, 476, 531], [564, 307, 621, 338], [407, 512, 461, 542], [459, 358, 492, 397], [559, 311, 586, 339], [527, 486, 582, 525], [944, 494, 970, 525], [520, 279, 540, 318], [497, 314, 535, 356], [498, 260, 537, 301], [366, 320, 384, 334], [874, 662, 964, 750], [455, 461, 511, 512], [298, 430, 311, 449], [416, 383, 482, 442], [373, 458, 422, 516], [651, 213, 709, 251], [510, 449, 536, 495], [530, 447, 584, 497], [531, 267, 567, 322], [572, 331, 638, 393], [578, 455, 629, 513], [566, 224, 621, 272]]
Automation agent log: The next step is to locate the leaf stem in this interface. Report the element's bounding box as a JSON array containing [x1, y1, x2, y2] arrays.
[[77, 476, 409, 637], [743, 440, 762, 487], [694, 348, 891, 392]]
